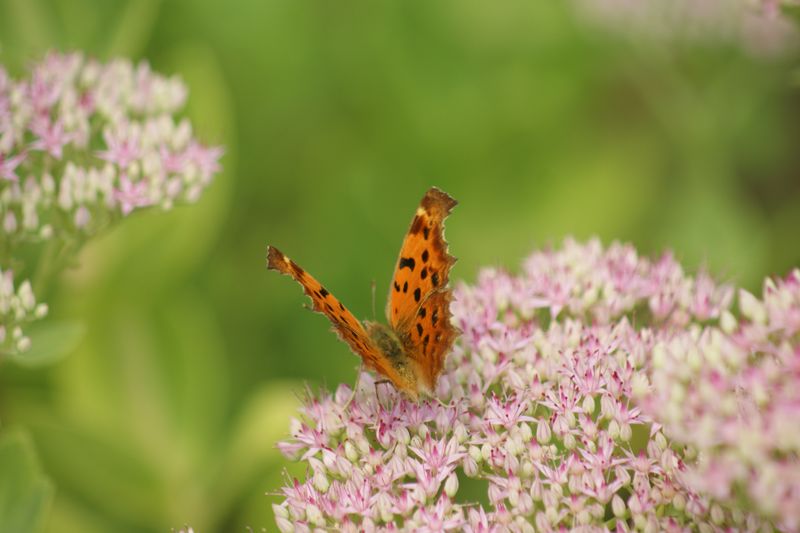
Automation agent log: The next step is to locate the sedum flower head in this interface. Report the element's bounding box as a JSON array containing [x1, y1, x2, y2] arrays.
[[1, 51, 222, 357], [0, 51, 222, 243], [275, 238, 799, 531], [637, 268, 800, 531], [573, 0, 799, 56]]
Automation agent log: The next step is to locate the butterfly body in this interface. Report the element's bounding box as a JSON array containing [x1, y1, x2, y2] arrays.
[[362, 321, 429, 395], [267, 187, 458, 401]]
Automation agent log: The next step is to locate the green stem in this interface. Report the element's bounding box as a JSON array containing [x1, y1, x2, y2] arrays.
[[31, 237, 81, 298]]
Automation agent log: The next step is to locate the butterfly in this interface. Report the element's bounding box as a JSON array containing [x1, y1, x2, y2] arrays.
[[266, 187, 459, 401]]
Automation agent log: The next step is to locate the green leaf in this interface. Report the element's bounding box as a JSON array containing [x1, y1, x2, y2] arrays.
[[8, 321, 86, 368], [104, 0, 162, 58], [783, 3, 800, 28], [0, 430, 53, 533]]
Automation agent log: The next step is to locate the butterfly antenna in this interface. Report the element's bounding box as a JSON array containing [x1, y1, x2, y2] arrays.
[[371, 279, 377, 320]]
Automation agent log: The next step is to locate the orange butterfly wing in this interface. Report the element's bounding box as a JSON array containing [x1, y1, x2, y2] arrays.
[[386, 187, 459, 390], [267, 246, 408, 387]]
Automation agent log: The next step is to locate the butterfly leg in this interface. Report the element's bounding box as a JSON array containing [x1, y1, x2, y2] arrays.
[[430, 394, 449, 408], [373, 379, 393, 407], [342, 365, 364, 411]]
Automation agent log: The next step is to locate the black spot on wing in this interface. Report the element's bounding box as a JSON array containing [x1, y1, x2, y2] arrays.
[[413, 288, 421, 302], [394, 281, 400, 292], [423, 334, 430, 352], [418, 307, 426, 318], [416, 323, 423, 336], [432, 308, 439, 326], [403, 281, 408, 293], [421, 250, 429, 263], [423, 226, 430, 240], [399, 257, 416, 271], [421, 267, 428, 280], [431, 272, 439, 287], [319, 287, 329, 298]]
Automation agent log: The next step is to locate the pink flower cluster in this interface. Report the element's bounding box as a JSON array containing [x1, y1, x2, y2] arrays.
[[0, 51, 222, 242], [637, 269, 800, 531], [275, 238, 799, 531], [0, 51, 222, 357], [573, 0, 799, 56]]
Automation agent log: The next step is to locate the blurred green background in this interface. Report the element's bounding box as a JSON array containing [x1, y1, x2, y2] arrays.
[[0, 0, 798, 531]]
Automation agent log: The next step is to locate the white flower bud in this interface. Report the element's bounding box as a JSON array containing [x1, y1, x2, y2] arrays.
[[17, 336, 31, 352], [519, 422, 533, 441], [444, 473, 459, 497], [720, 310, 737, 333], [520, 459, 534, 478], [619, 422, 632, 442], [628, 493, 642, 515], [305, 503, 324, 526], [3, 211, 17, 233], [600, 394, 616, 420], [739, 289, 766, 324], [275, 513, 293, 533], [463, 454, 479, 477], [344, 441, 358, 462], [18, 281, 35, 310], [608, 420, 620, 439], [396, 426, 410, 445], [75, 206, 91, 228], [612, 494, 626, 517], [375, 492, 393, 523], [453, 422, 468, 444], [312, 470, 329, 493], [469, 445, 482, 463], [41, 173, 55, 194], [631, 373, 649, 398], [672, 493, 686, 511], [355, 436, 369, 455], [582, 395, 595, 415], [480, 442, 492, 461], [654, 431, 667, 452], [536, 420, 551, 444]]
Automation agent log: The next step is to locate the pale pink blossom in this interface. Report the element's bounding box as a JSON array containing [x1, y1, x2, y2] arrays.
[[275, 239, 798, 530], [0, 51, 222, 356], [0, 152, 25, 182]]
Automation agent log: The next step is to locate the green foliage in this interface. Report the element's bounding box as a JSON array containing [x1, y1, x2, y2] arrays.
[[6, 321, 85, 368], [0, 431, 53, 533]]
